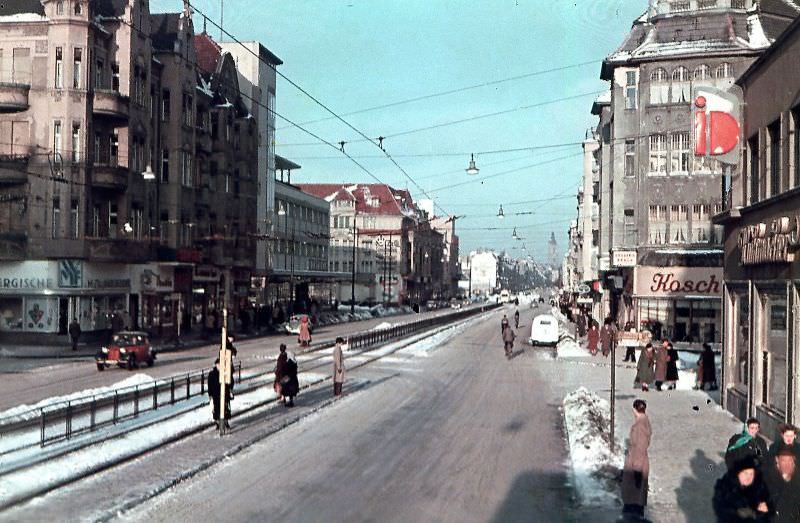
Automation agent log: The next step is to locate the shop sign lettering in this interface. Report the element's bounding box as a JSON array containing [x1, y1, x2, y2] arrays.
[[87, 278, 130, 289], [737, 216, 800, 265], [0, 277, 53, 289], [635, 267, 723, 297]]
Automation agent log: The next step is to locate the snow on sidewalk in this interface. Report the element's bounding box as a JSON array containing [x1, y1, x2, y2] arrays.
[[562, 387, 624, 506]]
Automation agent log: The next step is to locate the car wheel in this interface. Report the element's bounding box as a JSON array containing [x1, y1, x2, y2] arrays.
[[97, 363, 105, 371]]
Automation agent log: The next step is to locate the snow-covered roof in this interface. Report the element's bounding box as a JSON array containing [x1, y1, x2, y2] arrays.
[[0, 13, 46, 23]]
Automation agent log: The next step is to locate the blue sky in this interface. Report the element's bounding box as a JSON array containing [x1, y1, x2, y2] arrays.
[[152, 0, 646, 261]]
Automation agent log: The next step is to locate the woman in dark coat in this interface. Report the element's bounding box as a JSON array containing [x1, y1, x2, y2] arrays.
[[634, 344, 655, 391], [274, 344, 288, 401], [701, 343, 718, 390], [281, 353, 299, 407], [712, 457, 772, 522], [665, 342, 680, 390]]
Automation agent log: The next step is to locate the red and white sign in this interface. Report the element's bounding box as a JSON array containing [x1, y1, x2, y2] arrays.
[[634, 266, 723, 298], [692, 86, 743, 165]]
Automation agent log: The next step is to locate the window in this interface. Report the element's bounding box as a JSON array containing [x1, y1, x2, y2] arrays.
[[53, 121, 62, 154], [768, 121, 781, 197], [749, 136, 760, 204], [11, 47, 31, 84], [92, 205, 101, 237], [95, 58, 104, 89], [649, 68, 669, 104], [625, 71, 637, 110], [693, 64, 710, 81], [225, 173, 231, 193], [72, 48, 82, 89], [670, 0, 691, 12], [70, 199, 79, 239], [52, 198, 60, 239], [74, 1, 82, 15], [110, 131, 118, 164], [692, 204, 712, 243], [763, 294, 788, 413], [93, 132, 101, 163], [670, 204, 689, 243], [624, 140, 635, 177], [161, 149, 169, 182], [55, 47, 63, 88], [182, 93, 193, 126], [671, 66, 690, 103], [111, 62, 119, 91], [160, 90, 171, 120], [670, 132, 690, 174], [623, 208, 636, 246], [108, 203, 118, 238], [181, 151, 192, 187], [131, 207, 143, 240], [56, 1, 64, 14], [649, 135, 668, 175], [71, 123, 80, 162], [715, 63, 733, 78], [648, 205, 668, 245]]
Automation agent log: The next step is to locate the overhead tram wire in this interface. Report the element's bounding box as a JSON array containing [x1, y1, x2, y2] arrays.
[[275, 59, 600, 130], [189, 3, 452, 219]]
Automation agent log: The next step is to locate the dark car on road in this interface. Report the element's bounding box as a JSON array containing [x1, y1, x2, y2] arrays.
[[96, 331, 156, 371]]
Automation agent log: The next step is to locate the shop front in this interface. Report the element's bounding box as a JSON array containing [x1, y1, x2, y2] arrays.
[[722, 207, 800, 431], [133, 264, 175, 336], [0, 260, 131, 342], [633, 265, 723, 345]]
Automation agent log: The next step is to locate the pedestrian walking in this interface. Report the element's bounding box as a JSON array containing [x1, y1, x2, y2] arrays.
[[634, 344, 655, 392], [763, 447, 799, 523], [621, 399, 652, 520], [600, 317, 617, 358], [500, 314, 509, 334], [514, 309, 520, 329], [206, 358, 234, 430], [587, 323, 599, 356], [298, 315, 312, 347], [665, 342, 679, 390], [333, 336, 345, 396], [712, 457, 771, 522], [282, 352, 299, 408], [726, 418, 769, 471], [274, 344, 288, 402], [654, 341, 669, 391], [699, 343, 718, 390], [576, 313, 586, 338], [502, 323, 516, 359], [768, 423, 800, 458], [68, 318, 81, 351]]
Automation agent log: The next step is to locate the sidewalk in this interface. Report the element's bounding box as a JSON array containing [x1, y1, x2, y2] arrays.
[[550, 315, 742, 522]]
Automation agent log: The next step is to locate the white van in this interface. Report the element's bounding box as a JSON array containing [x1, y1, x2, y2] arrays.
[[529, 314, 559, 346], [499, 290, 510, 303]]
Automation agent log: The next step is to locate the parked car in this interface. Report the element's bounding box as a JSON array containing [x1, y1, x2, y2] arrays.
[[284, 314, 314, 335], [449, 298, 462, 309], [529, 314, 559, 346], [96, 331, 155, 371]]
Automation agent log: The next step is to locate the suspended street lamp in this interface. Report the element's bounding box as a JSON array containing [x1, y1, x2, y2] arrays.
[[142, 164, 156, 181], [465, 153, 479, 176], [497, 205, 505, 219], [512, 227, 518, 239]]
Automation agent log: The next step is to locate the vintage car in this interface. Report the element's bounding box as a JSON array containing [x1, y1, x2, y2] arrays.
[[283, 314, 314, 336], [96, 331, 156, 371]]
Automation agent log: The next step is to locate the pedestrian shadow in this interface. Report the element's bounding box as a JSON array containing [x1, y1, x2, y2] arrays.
[[674, 448, 723, 523], [489, 469, 615, 523]]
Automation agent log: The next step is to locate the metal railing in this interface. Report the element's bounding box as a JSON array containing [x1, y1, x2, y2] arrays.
[[0, 302, 500, 451]]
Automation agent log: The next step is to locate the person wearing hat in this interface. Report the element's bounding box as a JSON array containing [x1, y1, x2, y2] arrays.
[[621, 399, 652, 520], [713, 456, 772, 522], [763, 446, 799, 523]]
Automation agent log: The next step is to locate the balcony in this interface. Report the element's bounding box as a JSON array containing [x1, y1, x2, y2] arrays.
[[92, 161, 128, 190], [0, 154, 30, 185], [0, 83, 30, 113], [0, 231, 27, 260], [93, 90, 130, 122], [85, 238, 152, 263]]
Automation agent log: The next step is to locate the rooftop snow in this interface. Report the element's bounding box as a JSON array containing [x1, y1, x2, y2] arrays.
[[0, 13, 47, 23]]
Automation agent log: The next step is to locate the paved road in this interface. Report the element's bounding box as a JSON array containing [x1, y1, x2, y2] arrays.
[[111, 303, 577, 523], [0, 307, 462, 412]]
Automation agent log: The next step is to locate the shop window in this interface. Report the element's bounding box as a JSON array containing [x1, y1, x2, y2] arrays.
[[0, 297, 24, 331], [734, 293, 750, 388], [761, 293, 787, 413]]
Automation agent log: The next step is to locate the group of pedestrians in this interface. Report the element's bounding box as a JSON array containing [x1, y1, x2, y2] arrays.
[[633, 340, 680, 392], [713, 419, 800, 522], [204, 335, 349, 431]]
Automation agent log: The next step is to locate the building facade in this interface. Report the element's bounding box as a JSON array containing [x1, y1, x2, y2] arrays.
[[593, 0, 793, 340], [717, 15, 800, 431]]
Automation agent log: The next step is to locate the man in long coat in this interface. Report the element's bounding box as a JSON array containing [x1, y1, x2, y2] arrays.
[[274, 343, 288, 401], [68, 318, 81, 351], [333, 336, 345, 396], [621, 399, 652, 520], [654, 341, 669, 391], [600, 318, 617, 357]]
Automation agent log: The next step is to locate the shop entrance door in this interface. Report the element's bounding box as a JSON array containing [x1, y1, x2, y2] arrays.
[[58, 298, 69, 334]]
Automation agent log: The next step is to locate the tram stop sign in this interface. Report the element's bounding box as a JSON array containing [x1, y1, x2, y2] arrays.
[[692, 85, 743, 166]]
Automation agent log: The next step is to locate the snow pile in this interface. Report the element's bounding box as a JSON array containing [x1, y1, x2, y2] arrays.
[[371, 322, 393, 331], [562, 387, 624, 505], [675, 350, 722, 391], [0, 374, 155, 421], [557, 336, 590, 358]]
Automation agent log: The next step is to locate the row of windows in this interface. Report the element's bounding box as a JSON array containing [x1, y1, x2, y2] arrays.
[[276, 199, 328, 226], [619, 134, 721, 176], [645, 203, 723, 245], [747, 107, 800, 205], [649, 63, 733, 83], [623, 63, 734, 109]]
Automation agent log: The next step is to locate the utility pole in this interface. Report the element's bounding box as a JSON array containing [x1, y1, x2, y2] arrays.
[[387, 232, 393, 305], [218, 308, 229, 436], [610, 339, 616, 453], [350, 217, 357, 314]]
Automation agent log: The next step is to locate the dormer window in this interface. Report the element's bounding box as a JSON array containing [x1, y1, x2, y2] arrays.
[[369, 197, 380, 207], [74, 2, 82, 15]]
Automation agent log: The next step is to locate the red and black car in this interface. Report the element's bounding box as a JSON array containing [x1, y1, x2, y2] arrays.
[[96, 331, 156, 371]]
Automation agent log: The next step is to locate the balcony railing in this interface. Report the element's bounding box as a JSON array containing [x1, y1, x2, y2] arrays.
[[654, 0, 749, 16], [0, 82, 30, 113]]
